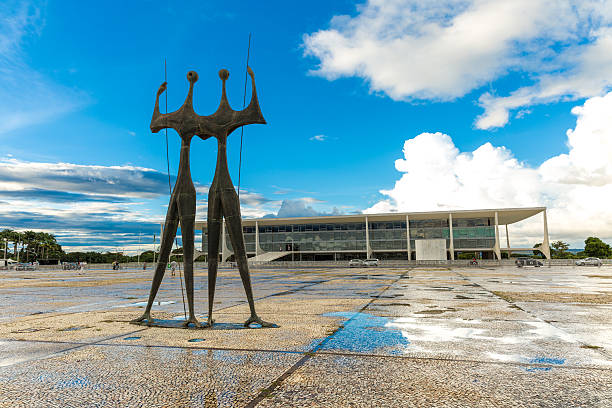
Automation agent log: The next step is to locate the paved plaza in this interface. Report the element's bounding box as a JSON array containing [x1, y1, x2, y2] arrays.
[[0, 264, 611, 407]]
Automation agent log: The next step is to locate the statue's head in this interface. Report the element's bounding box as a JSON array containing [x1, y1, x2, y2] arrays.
[[218, 69, 229, 81], [187, 71, 199, 83]]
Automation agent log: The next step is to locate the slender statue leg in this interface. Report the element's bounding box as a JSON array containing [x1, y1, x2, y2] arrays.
[[177, 190, 201, 328], [205, 186, 222, 328], [132, 197, 179, 324], [221, 187, 275, 328]]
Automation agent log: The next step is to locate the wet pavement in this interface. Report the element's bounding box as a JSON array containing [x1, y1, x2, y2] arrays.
[[0, 265, 611, 407]]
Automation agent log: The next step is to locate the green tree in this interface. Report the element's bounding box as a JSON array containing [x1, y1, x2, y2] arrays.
[[551, 240, 573, 259], [0, 229, 22, 259], [583, 237, 612, 258]]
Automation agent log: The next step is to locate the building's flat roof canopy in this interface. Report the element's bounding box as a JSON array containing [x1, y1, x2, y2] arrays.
[[194, 207, 545, 229]]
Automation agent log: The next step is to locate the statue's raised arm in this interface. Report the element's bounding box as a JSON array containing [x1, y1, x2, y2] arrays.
[[230, 66, 266, 133], [197, 66, 266, 138], [150, 82, 171, 133]]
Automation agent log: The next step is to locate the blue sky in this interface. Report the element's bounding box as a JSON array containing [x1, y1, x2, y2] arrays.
[[2, 0, 612, 252]]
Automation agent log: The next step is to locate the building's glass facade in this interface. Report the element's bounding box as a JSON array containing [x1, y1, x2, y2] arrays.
[[202, 217, 496, 255]]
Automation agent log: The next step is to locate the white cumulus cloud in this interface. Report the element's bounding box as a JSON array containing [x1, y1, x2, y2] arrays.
[[365, 92, 612, 247], [304, 0, 612, 129]]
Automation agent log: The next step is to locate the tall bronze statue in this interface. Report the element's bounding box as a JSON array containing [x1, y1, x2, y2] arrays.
[[132, 70, 205, 328], [200, 67, 274, 328], [133, 66, 273, 329]]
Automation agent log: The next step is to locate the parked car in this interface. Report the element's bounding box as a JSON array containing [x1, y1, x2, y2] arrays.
[[515, 257, 543, 267], [349, 259, 363, 267], [575, 257, 602, 266], [15, 263, 37, 271], [363, 258, 379, 267]]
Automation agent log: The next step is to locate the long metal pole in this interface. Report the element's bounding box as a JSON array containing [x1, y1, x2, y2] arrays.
[[237, 33, 252, 198]]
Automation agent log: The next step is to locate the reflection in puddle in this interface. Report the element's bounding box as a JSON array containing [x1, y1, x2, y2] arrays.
[[524, 357, 566, 372], [55, 376, 91, 388], [116, 300, 176, 308], [320, 312, 410, 354]]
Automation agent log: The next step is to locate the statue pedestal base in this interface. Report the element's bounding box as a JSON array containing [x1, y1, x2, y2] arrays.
[[129, 319, 278, 330]]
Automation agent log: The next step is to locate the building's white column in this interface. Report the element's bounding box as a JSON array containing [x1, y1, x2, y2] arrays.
[[494, 211, 501, 260], [505, 224, 511, 258], [255, 221, 262, 256], [221, 218, 231, 262], [449, 213, 455, 260], [542, 209, 551, 260], [406, 215, 411, 261], [365, 216, 372, 259]]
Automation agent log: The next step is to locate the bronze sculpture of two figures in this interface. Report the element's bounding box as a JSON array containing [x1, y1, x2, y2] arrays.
[[132, 66, 274, 329]]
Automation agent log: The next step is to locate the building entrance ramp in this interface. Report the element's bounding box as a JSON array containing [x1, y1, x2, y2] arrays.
[[248, 251, 286, 264]]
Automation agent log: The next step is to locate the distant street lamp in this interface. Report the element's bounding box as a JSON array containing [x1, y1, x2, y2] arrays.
[[137, 232, 142, 266]]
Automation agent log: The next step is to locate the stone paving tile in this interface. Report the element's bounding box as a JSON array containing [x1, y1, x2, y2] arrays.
[[366, 298, 530, 320], [0, 339, 80, 368], [0, 309, 152, 343], [222, 297, 365, 316], [260, 354, 612, 408], [551, 322, 612, 355], [515, 302, 612, 324], [102, 312, 340, 352], [0, 345, 301, 408], [316, 311, 612, 368]]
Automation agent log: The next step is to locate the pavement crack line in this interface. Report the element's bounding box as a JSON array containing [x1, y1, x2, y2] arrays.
[[243, 268, 412, 408], [5, 331, 610, 373], [1, 328, 148, 368], [210, 275, 343, 315], [454, 269, 612, 361]]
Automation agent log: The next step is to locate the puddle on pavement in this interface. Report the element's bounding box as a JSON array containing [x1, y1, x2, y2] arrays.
[[59, 325, 90, 332], [55, 376, 92, 389], [319, 311, 410, 354], [11, 327, 49, 333], [116, 300, 176, 308], [487, 354, 567, 372], [415, 308, 458, 315]]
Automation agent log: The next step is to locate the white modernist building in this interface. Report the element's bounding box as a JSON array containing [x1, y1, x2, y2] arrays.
[[185, 207, 550, 262]]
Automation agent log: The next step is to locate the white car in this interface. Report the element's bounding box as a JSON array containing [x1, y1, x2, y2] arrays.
[[15, 263, 37, 271], [575, 257, 602, 266], [349, 259, 363, 267], [363, 258, 379, 267]]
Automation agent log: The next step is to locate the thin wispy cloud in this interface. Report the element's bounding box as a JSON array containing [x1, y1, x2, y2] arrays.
[[0, 157, 172, 198], [304, 0, 612, 129], [0, 1, 90, 135], [309, 134, 327, 141], [0, 157, 177, 250]]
